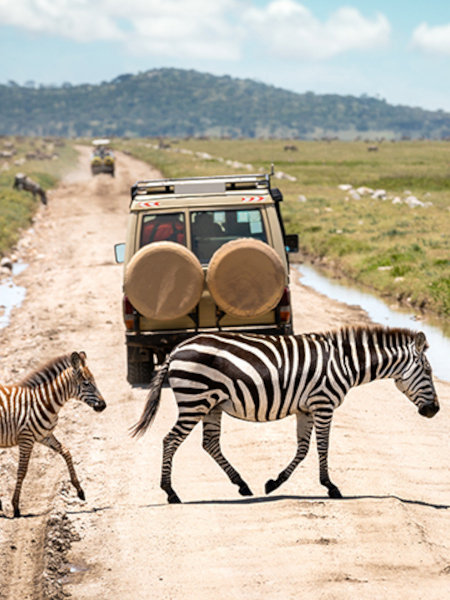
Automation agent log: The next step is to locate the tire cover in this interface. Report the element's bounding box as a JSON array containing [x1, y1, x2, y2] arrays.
[[124, 242, 204, 321], [207, 239, 286, 318]]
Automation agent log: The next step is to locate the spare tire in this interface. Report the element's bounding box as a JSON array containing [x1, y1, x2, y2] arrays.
[[124, 242, 204, 321], [207, 239, 286, 318]]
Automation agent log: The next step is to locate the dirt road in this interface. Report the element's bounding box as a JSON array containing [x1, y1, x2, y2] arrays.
[[0, 148, 448, 600]]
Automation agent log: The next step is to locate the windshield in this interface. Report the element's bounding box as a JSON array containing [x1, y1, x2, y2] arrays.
[[191, 208, 267, 264]]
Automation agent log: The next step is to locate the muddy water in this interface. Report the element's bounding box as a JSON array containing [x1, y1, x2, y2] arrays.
[[296, 264, 449, 382], [0, 263, 27, 329]]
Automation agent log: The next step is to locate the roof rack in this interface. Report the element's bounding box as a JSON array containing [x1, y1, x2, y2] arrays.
[[131, 173, 271, 201]]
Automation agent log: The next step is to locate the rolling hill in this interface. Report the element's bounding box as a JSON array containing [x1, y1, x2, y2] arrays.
[[1, 68, 449, 139]]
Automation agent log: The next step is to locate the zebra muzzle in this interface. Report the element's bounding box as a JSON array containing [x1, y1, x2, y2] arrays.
[[418, 401, 439, 418], [90, 398, 107, 412]]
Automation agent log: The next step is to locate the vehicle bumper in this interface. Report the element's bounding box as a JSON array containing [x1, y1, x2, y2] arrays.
[[126, 323, 293, 359]]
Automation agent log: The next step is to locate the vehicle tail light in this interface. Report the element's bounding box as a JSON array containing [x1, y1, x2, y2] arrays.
[[123, 295, 136, 330], [278, 286, 291, 323]]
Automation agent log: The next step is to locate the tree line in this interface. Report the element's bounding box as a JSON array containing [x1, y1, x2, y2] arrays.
[[1, 68, 450, 139]]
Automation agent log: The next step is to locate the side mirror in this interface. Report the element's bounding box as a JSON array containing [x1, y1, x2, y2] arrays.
[[285, 234, 299, 253], [114, 243, 125, 264]]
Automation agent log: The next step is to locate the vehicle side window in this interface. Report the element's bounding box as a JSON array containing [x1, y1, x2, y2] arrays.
[[140, 213, 186, 247]]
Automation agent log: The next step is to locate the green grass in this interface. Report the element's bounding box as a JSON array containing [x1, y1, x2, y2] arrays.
[[0, 137, 78, 255], [116, 137, 450, 319]]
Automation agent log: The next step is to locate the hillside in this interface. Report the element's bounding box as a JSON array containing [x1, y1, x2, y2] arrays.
[[1, 68, 450, 139]]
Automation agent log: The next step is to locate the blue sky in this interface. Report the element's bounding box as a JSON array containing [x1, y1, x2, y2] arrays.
[[1, 0, 450, 111]]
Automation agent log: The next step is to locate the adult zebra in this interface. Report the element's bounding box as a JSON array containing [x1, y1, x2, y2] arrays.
[[0, 351, 106, 517], [132, 326, 439, 503]]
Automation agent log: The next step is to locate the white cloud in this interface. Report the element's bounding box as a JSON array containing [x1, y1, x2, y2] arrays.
[[242, 1, 391, 60], [0, 0, 125, 42], [412, 23, 450, 55], [125, 1, 241, 60], [0, 0, 390, 62], [0, 0, 241, 59]]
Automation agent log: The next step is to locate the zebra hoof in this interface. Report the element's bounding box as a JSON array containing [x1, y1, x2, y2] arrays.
[[167, 493, 181, 504], [265, 479, 280, 494], [264, 477, 286, 494], [13, 507, 21, 518], [238, 483, 253, 497], [328, 486, 342, 499], [78, 490, 86, 501], [0, 499, 2, 512]]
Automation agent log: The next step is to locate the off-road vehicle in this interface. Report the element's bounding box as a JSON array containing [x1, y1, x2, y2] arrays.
[[115, 171, 298, 384], [91, 139, 115, 176]]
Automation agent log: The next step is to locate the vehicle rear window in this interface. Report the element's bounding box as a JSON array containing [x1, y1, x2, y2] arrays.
[[191, 208, 267, 264], [140, 213, 186, 246]]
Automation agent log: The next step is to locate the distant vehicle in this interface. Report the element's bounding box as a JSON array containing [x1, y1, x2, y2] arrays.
[[114, 171, 299, 384], [91, 139, 115, 176]]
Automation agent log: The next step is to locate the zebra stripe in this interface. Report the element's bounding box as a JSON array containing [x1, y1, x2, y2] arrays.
[[132, 326, 439, 504], [0, 352, 106, 517]]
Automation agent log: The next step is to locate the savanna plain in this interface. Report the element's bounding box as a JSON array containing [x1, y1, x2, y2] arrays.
[[0, 138, 449, 599]]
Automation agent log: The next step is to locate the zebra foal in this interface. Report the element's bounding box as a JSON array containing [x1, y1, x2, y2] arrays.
[[132, 326, 439, 503], [0, 351, 106, 517]]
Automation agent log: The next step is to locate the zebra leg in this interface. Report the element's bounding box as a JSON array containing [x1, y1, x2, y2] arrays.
[[39, 434, 85, 500], [202, 407, 252, 497], [161, 413, 205, 504], [265, 411, 314, 494], [12, 437, 34, 517], [313, 409, 342, 499]]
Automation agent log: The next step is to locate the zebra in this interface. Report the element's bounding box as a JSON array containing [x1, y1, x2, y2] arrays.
[[0, 351, 106, 517], [13, 173, 47, 205], [132, 326, 439, 504]]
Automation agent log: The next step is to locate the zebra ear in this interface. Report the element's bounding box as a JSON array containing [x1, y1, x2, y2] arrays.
[[78, 351, 87, 366], [71, 352, 81, 369], [415, 331, 427, 353]]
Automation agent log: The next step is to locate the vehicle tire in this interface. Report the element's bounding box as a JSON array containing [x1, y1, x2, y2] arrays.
[[127, 346, 154, 385], [207, 238, 286, 318], [124, 241, 204, 321]]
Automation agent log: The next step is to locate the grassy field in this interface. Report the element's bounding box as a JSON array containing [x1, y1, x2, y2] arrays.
[[0, 136, 78, 256], [116, 138, 450, 319], [1, 136, 448, 321]]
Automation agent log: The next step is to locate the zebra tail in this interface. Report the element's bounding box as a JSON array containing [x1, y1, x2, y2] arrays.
[[130, 356, 170, 438]]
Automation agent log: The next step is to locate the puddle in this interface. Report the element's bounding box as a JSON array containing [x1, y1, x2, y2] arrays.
[[0, 263, 27, 329], [68, 563, 89, 574], [296, 264, 449, 382]]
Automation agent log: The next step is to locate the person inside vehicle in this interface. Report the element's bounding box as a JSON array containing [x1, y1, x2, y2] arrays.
[[141, 213, 186, 246], [192, 212, 223, 238]]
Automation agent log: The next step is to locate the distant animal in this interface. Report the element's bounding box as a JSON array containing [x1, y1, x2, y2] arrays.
[[283, 145, 298, 151], [0, 352, 106, 517], [13, 173, 47, 205], [132, 326, 439, 504], [367, 146, 379, 152]]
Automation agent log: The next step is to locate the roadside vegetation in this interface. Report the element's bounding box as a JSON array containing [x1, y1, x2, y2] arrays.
[[0, 137, 77, 256], [116, 138, 450, 320], [2, 136, 448, 322]]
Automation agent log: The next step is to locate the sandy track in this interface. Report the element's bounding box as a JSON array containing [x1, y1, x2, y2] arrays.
[[0, 148, 448, 599]]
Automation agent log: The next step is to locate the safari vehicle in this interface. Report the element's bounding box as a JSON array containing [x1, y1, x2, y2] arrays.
[[115, 171, 298, 384], [91, 138, 115, 176]]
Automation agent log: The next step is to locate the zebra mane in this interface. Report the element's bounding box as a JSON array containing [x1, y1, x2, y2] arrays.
[[302, 325, 419, 346], [341, 325, 417, 339], [324, 325, 421, 349], [19, 354, 73, 389]]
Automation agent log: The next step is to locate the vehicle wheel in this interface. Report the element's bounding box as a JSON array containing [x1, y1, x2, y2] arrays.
[[124, 241, 204, 321], [127, 347, 154, 385], [207, 238, 286, 318]]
